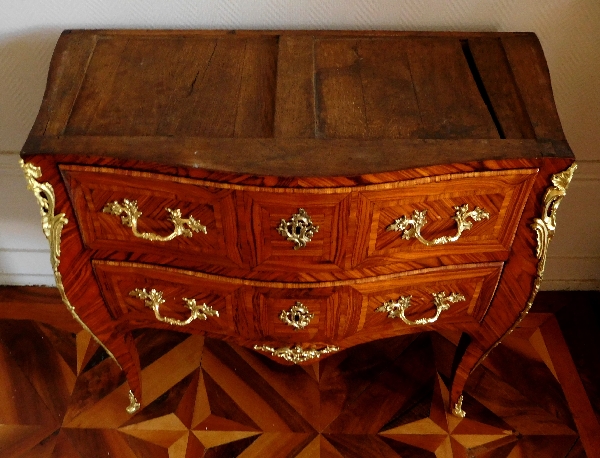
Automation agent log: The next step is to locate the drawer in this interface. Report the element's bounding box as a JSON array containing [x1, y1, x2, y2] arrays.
[[93, 258, 499, 348], [352, 170, 537, 270], [350, 263, 502, 335], [94, 260, 361, 344], [243, 285, 360, 344], [240, 190, 352, 274], [62, 166, 245, 269], [93, 261, 245, 337]]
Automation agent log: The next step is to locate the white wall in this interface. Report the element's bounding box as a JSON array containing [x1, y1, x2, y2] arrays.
[[1, 0, 599, 289]]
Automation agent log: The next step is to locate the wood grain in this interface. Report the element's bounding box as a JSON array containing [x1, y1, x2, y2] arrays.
[[30, 31, 98, 137], [467, 37, 536, 139], [65, 36, 279, 138], [501, 35, 566, 141], [62, 165, 245, 270], [273, 36, 315, 138], [61, 163, 537, 282], [352, 168, 537, 270], [406, 37, 499, 139]]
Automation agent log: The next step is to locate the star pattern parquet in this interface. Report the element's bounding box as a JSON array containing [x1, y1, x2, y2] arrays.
[[0, 287, 598, 457]]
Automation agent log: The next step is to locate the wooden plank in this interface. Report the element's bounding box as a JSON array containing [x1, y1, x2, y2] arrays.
[[64, 35, 131, 135], [406, 37, 500, 139], [501, 34, 566, 141], [89, 29, 541, 40], [67, 36, 185, 136], [355, 39, 421, 139], [66, 36, 258, 138], [118, 37, 217, 137], [234, 37, 278, 138], [468, 38, 536, 139], [312, 37, 422, 139], [66, 36, 219, 137], [273, 36, 315, 138], [32, 31, 98, 136], [154, 37, 222, 136], [315, 39, 367, 138], [174, 37, 246, 137]]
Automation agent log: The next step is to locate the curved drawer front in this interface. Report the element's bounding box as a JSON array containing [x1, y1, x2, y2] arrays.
[[243, 285, 360, 344], [93, 260, 501, 349], [93, 260, 361, 344], [62, 166, 245, 269], [349, 263, 502, 338], [65, 165, 534, 281], [241, 190, 351, 273], [352, 169, 537, 270], [93, 261, 243, 337]]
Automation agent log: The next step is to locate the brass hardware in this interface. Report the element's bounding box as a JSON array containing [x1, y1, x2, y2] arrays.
[[475, 164, 577, 367], [376, 292, 465, 326], [126, 390, 141, 414], [279, 302, 314, 330], [21, 160, 121, 369], [253, 344, 339, 364], [103, 199, 207, 242], [277, 208, 319, 249], [386, 204, 490, 246], [453, 394, 466, 418], [21, 161, 67, 269], [130, 288, 218, 326]]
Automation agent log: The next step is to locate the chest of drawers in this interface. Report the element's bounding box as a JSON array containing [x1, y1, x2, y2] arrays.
[[20, 30, 575, 417]]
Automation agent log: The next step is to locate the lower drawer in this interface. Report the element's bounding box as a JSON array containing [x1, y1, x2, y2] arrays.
[[93, 261, 502, 354], [93, 260, 360, 343], [94, 261, 244, 337], [349, 264, 502, 337]]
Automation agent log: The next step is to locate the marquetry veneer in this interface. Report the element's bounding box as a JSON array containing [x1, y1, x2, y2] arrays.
[[20, 29, 575, 417]]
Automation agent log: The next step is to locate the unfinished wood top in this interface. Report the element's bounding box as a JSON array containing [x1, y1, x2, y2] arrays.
[[22, 30, 573, 176]]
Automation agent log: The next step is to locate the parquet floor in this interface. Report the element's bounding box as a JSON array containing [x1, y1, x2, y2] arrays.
[[0, 287, 598, 457]]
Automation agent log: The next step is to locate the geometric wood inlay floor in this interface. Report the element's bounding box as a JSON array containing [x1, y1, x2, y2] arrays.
[[0, 287, 598, 457]]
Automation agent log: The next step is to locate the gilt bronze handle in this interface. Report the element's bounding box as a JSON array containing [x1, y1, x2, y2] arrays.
[[130, 288, 218, 326], [103, 199, 207, 242], [376, 292, 465, 326], [386, 204, 489, 246]]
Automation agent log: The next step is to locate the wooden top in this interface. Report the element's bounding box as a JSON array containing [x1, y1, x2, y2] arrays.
[[22, 30, 573, 176]]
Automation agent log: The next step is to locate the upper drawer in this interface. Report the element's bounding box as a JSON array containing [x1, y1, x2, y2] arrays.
[[240, 190, 351, 274], [63, 165, 536, 280], [61, 166, 245, 269], [62, 164, 355, 279], [351, 169, 537, 270]]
